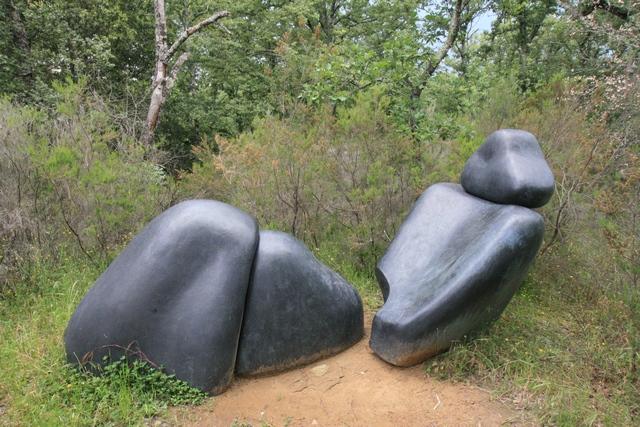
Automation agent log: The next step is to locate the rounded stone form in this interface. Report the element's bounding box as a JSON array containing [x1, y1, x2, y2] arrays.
[[460, 129, 555, 208], [64, 200, 259, 394], [236, 230, 364, 376], [370, 184, 544, 366]]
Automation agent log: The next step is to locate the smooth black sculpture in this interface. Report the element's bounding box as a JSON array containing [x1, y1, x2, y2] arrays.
[[66, 201, 365, 394], [370, 129, 554, 366], [236, 230, 364, 376], [370, 184, 545, 365], [461, 129, 555, 208], [65, 200, 259, 394]]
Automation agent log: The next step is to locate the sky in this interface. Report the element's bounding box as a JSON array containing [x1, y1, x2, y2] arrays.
[[473, 11, 497, 34]]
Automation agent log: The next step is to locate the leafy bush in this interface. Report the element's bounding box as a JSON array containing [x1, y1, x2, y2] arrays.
[[181, 87, 427, 268], [0, 80, 176, 296], [64, 356, 208, 415]]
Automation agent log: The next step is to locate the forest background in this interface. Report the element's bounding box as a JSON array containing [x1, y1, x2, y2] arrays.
[[0, 0, 639, 425]]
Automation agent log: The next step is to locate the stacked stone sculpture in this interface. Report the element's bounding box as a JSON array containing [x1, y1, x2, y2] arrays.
[[65, 201, 364, 394], [369, 129, 554, 366]]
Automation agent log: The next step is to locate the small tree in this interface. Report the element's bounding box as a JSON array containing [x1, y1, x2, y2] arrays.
[[181, 88, 426, 267], [141, 0, 231, 147]]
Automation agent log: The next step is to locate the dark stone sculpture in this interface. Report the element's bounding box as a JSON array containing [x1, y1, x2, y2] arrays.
[[64, 200, 259, 394], [65, 201, 365, 394], [461, 129, 555, 208], [236, 230, 364, 376], [370, 129, 553, 366], [370, 184, 545, 366]]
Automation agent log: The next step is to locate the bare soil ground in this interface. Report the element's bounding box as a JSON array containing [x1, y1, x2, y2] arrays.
[[173, 316, 530, 427]]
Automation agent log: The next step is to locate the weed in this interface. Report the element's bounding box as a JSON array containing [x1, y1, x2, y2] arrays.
[[63, 356, 207, 417]]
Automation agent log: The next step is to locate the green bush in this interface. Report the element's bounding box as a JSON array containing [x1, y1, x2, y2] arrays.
[[181, 87, 427, 268], [0, 80, 175, 296]]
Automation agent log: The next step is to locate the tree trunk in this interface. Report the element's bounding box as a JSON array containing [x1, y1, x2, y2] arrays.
[[6, 0, 32, 85], [422, 0, 470, 80], [141, 0, 230, 147], [408, 0, 470, 134]]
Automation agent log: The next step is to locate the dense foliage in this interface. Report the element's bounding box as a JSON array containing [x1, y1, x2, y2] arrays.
[[1, 0, 639, 424]]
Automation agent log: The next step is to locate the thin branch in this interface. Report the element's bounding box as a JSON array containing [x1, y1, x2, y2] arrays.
[[424, 0, 470, 78], [166, 10, 231, 61], [164, 52, 190, 97], [60, 201, 96, 265]]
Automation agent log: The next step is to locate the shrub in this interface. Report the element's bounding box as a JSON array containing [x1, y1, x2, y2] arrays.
[[181, 88, 427, 268], [0, 80, 175, 296]]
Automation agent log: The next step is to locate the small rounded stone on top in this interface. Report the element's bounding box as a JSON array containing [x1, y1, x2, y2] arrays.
[[460, 129, 555, 208]]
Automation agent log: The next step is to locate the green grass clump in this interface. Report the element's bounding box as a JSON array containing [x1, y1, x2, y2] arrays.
[[0, 257, 208, 426], [424, 269, 639, 426], [64, 356, 207, 419]]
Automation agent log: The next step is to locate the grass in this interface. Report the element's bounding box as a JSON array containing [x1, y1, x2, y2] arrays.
[[1, 243, 638, 426], [0, 256, 209, 427], [424, 268, 639, 426]]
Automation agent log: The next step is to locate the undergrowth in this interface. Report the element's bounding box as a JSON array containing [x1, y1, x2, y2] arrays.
[[63, 356, 207, 420], [425, 258, 640, 426], [0, 257, 209, 427], [1, 234, 637, 426]]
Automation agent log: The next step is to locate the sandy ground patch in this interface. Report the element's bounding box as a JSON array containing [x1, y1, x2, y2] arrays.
[[173, 316, 528, 427]]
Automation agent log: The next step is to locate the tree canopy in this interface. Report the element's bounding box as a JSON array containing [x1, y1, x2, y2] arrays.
[[2, 0, 636, 154]]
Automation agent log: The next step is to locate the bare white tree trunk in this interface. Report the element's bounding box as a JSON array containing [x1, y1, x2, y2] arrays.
[[141, 0, 230, 147], [408, 0, 471, 135], [424, 0, 470, 79]]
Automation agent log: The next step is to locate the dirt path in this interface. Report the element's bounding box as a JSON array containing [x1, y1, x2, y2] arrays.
[[173, 317, 528, 427]]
